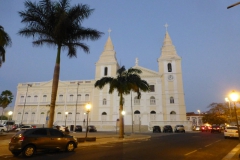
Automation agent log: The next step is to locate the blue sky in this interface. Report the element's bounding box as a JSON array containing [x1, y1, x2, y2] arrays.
[[1, 0, 240, 113]]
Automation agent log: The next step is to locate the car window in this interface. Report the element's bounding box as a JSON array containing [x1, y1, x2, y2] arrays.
[[227, 127, 238, 130], [50, 129, 64, 137], [31, 129, 47, 136]]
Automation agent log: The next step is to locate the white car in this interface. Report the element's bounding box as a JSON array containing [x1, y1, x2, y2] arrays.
[[0, 124, 7, 132], [15, 125, 34, 131], [224, 126, 239, 139]]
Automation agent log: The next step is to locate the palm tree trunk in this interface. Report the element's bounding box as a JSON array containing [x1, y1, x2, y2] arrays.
[[119, 94, 124, 138], [48, 46, 61, 128]]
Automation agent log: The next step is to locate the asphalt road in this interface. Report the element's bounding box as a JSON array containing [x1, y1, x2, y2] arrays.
[[0, 131, 239, 160]]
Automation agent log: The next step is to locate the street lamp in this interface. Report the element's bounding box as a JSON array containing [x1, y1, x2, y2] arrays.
[[8, 111, 13, 121], [74, 82, 80, 132], [21, 84, 32, 128], [229, 91, 240, 141], [197, 110, 200, 114], [225, 97, 232, 123], [65, 112, 68, 127], [85, 103, 91, 139]]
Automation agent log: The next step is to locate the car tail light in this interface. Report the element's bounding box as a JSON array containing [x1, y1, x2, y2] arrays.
[[19, 135, 25, 141]]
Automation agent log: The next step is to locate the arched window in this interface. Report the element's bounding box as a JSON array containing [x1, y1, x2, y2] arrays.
[[134, 110, 141, 124], [17, 112, 21, 121], [85, 94, 89, 101], [23, 112, 28, 121], [27, 96, 31, 102], [134, 96, 140, 105], [31, 112, 35, 122], [57, 112, 61, 121], [76, 112, 80, 120], [150, 96, 155, 105], [69, 94, 74, 101], [20, 96, 24, 102], [104, 67, 108, 76], [150, 111, 156, 121], [34, 95, 38, 102], [170, 111, 176, 121], [101, 112, 107, 121], [168, 63, 172, 72], [170, 97, 174, 104], [103, 98, 107, 105], [59, 95, 63, 102], [43, 95, 47, 102], [67, 112, 72, 121], [40, 112, 45, 124], [77, 94, 81, 101]]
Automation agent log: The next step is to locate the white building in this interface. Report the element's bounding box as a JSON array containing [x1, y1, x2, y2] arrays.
[[13, 29, 191, 131]]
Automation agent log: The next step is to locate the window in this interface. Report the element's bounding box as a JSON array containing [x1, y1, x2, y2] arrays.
[[170, 97, 174, 104], [43, 95, 47, 102], [49, 129, 63, 137], [31, 112, 35, 122], [150, 111, 156, 121], [103, 98, 107, 105], [134, 110, 141, 125], [85, 94, 89, 101], [32, 129, 47, 136], [150, 96, 156, 105], [57, 112, 61, 121], [149, 85, 155, 92], [76, 112, 80, 120], [67, 112, 72, 121], [104, 67, 108, 76], [20, 96, 24, 102], [77, 94, 81, 101], [69, 94, 74, 101], [27, 96, 31, 102], [134, 96, 140, 105], [168, 63, 172, 72], [59, 95, 63, 102], [34, 95, 38, 102], [101, 112, 107, 121]]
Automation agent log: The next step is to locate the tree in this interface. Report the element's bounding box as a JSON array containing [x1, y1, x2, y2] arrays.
[[94, 66, 150, 138], [18, 0, 103, 127], [0, 90, 13, 123], [0, 25, 12, 67], [202, 103, 229, 125]]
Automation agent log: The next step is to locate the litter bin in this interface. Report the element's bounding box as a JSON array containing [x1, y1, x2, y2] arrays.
[[70, 125, 74, 131]]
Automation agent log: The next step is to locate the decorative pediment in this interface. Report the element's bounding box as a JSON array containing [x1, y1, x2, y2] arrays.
[[133, 65, 160, 77]]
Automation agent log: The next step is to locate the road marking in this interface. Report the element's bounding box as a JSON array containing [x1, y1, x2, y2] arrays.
[[185, 150, 197, 156], [222, 143, 240, 160], [205, 143, 213, 147], [215, 140, 221, 143]]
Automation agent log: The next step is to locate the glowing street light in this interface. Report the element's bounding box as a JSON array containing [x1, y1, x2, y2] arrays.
[[197, 110, 200, 114], [229, 91, 240, 141], [85, 103, 91, 139], [8, 111, 13, 120]]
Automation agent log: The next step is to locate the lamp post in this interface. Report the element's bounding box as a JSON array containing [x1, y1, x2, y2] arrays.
[[74, 82, 80, 132], [131, 92, 134, 134], [229, 91, 240, 141], [85, 103, 91, 139], [65, 112, 68, 127], [122, 110, 126, 135], [225, 97, 232, 123], [21, 84, 32, 128], [7, 111, 13, 132]]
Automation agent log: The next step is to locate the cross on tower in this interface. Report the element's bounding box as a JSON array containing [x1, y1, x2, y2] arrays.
[[108, 28, 112, 37], [164, 23, 169, 32]]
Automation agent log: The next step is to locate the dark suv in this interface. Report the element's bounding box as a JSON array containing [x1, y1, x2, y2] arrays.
[[153, 126, 161, 133], [75, 125, 82, 132], [163, 125, 173, 133], [9, 128, 78, 157], [174, 125, 185, 133], [211, 125, 221, 133]]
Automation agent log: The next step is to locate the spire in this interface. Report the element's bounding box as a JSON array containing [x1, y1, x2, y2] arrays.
[[104, 28, 114, 51], [160, 25, 179, 58]]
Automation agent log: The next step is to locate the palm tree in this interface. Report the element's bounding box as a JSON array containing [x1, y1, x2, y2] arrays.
[[0, 25, 12, 67], [0, 90, 13, 123], [95, 66, 149, 138], [18, 0, 103, 127]]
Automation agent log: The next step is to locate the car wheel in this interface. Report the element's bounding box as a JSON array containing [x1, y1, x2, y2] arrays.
[[11, 151, 21, 157], [66, 142, 75, 152], [22, 145, 35, 157]]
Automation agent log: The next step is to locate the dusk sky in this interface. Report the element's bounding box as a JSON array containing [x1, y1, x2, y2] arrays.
[[1, 0, 240, 113]]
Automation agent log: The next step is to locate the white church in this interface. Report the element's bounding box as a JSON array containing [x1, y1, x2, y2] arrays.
[[12, 28, 191, 132]]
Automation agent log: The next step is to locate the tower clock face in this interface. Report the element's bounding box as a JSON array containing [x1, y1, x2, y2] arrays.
[[168, 75, 174, 80]]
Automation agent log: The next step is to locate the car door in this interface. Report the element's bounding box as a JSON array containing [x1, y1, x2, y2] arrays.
[[49, 129, 67, 150], [30, 128, 50, 150]]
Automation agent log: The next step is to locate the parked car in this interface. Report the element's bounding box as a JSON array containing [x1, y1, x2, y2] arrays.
[[15, 125, 35, 131], [193, 126, 200, 131], [211, 125, 221, 133], [153, 126, 161, 133], [0, 124, 7, 132], [88, 125, 97, 132], [224, 126, 239, 139], [201, 125, 212, 132], [9, 128, 78, 157], [174, 125, 185, 133], [75, 125, 82, 132], [163, 125, 173, 133]]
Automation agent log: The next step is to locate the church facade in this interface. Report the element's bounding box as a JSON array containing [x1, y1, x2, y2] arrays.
[[12, 29, 191, 131]]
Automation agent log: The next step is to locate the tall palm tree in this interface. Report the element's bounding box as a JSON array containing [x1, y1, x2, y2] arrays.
[[0, 25, 12, 67], [95, 66, 149, 138], [0, 90, 13, 123], [18, 0, 103, 127]]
